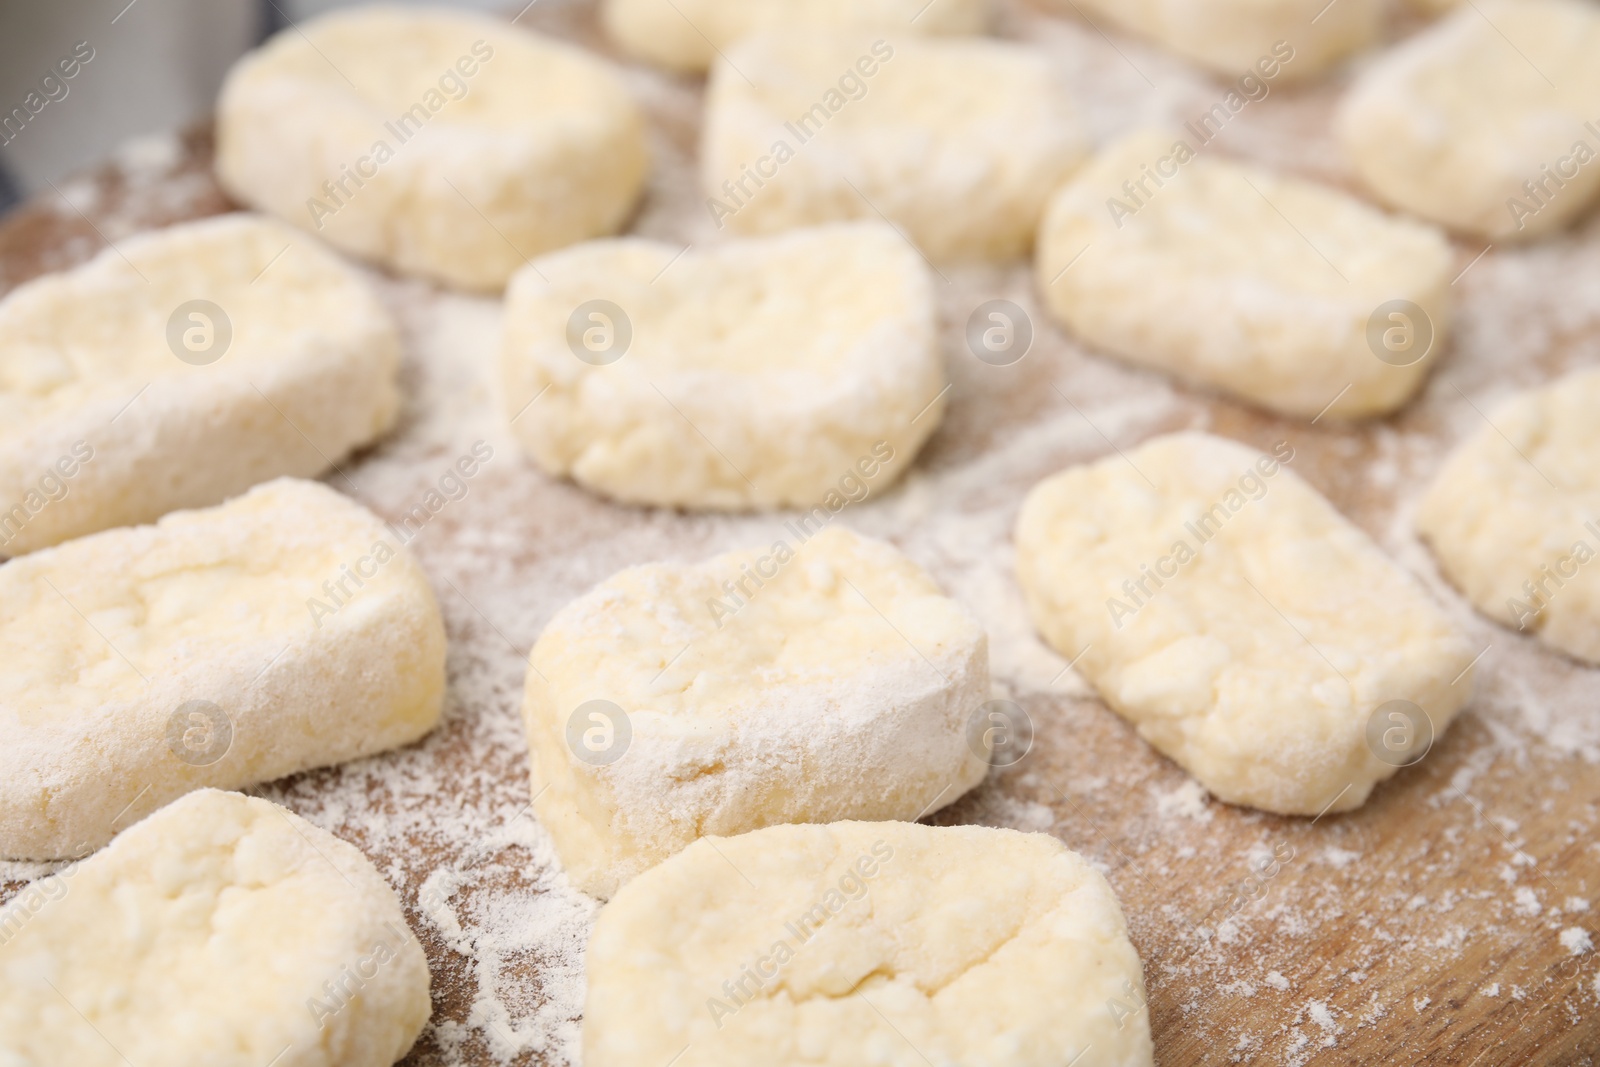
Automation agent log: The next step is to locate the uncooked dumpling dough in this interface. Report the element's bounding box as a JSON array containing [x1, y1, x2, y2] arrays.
[[1036, 131, 1454, 420], [524, 527, 989, 899], [703, 33, 1084, 260], [1016, 432, 1476, 815], [585, 821, 1154, 1067], [0, 479, 445, 859], [1417, 368, 1600, 664], [501, 224, 943, 510], [604, 0, 989, 72], [216, 5, 648, 291], [0, 214, 397, 555], [1069, 0, 1380, 81], [0, 789, 430, 1067], [1338, 0, 1600, 241]]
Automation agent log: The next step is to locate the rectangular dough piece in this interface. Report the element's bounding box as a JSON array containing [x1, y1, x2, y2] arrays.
[[0, 478, 445, 859], [1016, 432, 1476, 815]]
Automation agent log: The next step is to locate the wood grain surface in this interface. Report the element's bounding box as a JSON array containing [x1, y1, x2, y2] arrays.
[[2, 2, 1598, 1065]]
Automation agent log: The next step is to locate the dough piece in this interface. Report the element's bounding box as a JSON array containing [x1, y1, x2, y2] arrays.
[[1338, 0, 1600, 241], [0, 478, 446, 859], [0, 789, 430, 1067], [0, 214, 398, 556], [1417, 368, 1600, 664], [702, 33, 1084, 261], [1069, 0, 1380, 81], [1036, 131, 1454, 420], [1015, 432, 1476, 815], [216, 6, 648, 291], [524, 527, 988, 899], [501, 224, 943, 510], [604, 0, 989, 72], [585, 821, 1154, 1067]]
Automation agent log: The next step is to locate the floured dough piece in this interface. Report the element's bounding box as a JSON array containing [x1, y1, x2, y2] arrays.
[[0, 479, 445, 859], [703, 33, 1084, 261], [604, 0, 989, 72], [524, 527, 988, 899], [1417, 368, 1600, 664], [216, 6, 648, 291], [0, 789, 430, 1067], [0, 214, 398, 556], [501, 224, 943, 510], [1036, 131, 1454, 420], [1068, 0, 1380, 81], [1338, 0, 1600, 241], [1016, 432, 1476, 815], [585, 821, 1154, 1067]]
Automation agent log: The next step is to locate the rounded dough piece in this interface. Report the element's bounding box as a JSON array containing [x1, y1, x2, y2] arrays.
[[1066, 0, 1380, 82], [1016, 432, 1476, 815], [0, 478, 446, 859], [585, 821, 1154, 1067], [500, 223, 944, 510], [0, 789, 430, 1067], [215, 5, 648, 291], [1417, 368, 1600, 664], [703, 33, 1084, 261], [603, 0, 989, 72], [1036, 130, 1454, 420], [524, 526, 989, 899], [1337, 0, 1600, 241], [0, 214, 398, 556]]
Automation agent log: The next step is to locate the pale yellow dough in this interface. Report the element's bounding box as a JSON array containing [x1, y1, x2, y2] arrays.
[[501, 224, 944, 511], [1036, 131, 1454, 420], [0, 789, 431, 1067], [703, 33, 1084, 261], [1417, 368, 1600, 664], [1016, 432, 1476, 815], [216, 5, 648, 291], [1338, 0, 1600, 241], [603, 0, 989, 72], [1068, 0, 1381, 81], [0, 479, 445, 859], [0, 214, 398, 555], [524, 527, 989, 899], [585, 821, 1154, 1067]]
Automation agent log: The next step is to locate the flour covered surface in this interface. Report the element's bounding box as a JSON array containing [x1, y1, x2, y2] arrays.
[[0, 478, 445, 858], [584, 821, 1154, 1067], [524, 526, 989, 898], [0, 789, 431, 1067], [0, 214, 398, 554]]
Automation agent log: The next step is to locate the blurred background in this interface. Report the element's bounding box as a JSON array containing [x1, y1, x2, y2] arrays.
[[0, 0, 505, 214]]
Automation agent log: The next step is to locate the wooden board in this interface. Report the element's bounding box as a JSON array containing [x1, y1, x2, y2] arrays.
[[3, 2, 1598, 1064]]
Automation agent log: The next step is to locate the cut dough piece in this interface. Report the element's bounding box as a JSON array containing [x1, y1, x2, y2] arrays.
[[585, 821, 1154, 1067], [1068, 0, 1380, 81], [1338, 0, 1600, 241], [1036, 130, 1454, 419], [216, 6, 648, 291], [524, 527, 988, 899], [0, 478, 446, 859], [1417, 368, 1600, 664], [501, 224, 943, 510], [1016, 432, 1476, 815], [0, 789, 430, 1067], [703, 33, 1084, 261], [0, 214, 398, 556], [604, 0, 989, 72]]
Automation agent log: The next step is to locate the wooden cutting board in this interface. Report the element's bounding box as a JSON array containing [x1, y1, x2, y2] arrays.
[[2, 2, 1597, 1064]]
